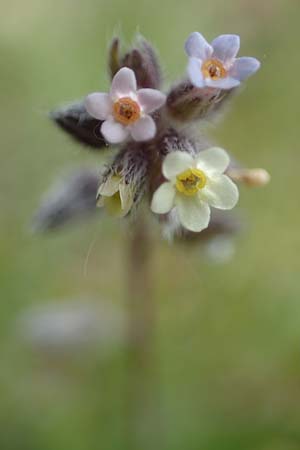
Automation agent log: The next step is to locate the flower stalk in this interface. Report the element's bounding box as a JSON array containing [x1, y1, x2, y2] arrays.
[[125, 213, 160, 450]]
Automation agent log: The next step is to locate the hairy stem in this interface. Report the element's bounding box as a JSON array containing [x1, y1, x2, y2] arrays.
[[125, 214, 160, 450]]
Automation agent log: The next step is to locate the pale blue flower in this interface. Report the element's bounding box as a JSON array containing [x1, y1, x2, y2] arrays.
[[185, 32, 261, 90]]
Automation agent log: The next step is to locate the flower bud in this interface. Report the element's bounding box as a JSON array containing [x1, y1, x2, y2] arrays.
[[166, 81, 235, 122], [227, 168, 271, 187], [120, 36, 162, 89], [50, 102, 107, 149], [108, 37, 121, 79], [32, 169, 99, 232]]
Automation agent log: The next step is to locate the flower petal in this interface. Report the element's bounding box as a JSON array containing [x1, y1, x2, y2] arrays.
[[119, 182, 134, 216], [130, 115, 156, 142], [103, 194, 123, 217], [229, 57, 261, 81], [162, 151, 194, 181], [110, 67, 137, 99], [84, 93, 112, 120], [137, 89, 166, 114], [187, 57, 205, 88], [202, 174, 239, 210], [205, 76, 240, 89], [185, 32, 213, 60], [211, 34, 240, 65], [97, 175, 120, 197], [101, 119, 129, 144], [195, 147, 230, 174], [176, 195, 210, 232], [151, 182, 176, 214]]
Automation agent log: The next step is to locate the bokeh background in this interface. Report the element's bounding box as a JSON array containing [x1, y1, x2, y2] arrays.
[[1, 0, 300, 449]]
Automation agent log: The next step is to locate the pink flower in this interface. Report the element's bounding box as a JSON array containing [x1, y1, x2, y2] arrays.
[[185, 32, 261, 90], [85, 67, 166, 144]]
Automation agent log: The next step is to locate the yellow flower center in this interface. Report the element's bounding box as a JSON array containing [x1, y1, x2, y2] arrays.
[[202, 59, 227, 80], [176, 168, 207, 196], [113, 97, 141, 125]]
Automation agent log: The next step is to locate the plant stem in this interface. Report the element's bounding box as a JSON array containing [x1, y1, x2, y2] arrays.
[[125, 214, 159, 450]]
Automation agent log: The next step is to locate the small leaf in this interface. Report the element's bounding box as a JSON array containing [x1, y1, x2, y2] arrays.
[[50, 102, 109, 150]]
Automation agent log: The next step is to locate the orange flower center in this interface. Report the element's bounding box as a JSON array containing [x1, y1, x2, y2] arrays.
[[202, 59, 227, 80], [113, 97, 141, 125]]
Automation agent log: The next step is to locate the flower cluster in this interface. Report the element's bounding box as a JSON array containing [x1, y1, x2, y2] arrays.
[[50, 32, 269, 236]]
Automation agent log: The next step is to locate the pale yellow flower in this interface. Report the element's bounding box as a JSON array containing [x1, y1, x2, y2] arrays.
[[97, 174, 134, 217], [151, 148, 239, 232]]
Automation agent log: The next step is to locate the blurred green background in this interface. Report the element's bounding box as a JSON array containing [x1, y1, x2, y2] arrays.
[[1, 0, 300, 449]]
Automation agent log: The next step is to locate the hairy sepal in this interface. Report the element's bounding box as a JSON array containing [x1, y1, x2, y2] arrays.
[[166, 81, 237, 122], [50, 102, 109, 150]]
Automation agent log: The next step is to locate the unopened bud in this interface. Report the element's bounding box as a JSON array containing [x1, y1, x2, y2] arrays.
[[228, 168, 271, 187], [108, 37, 121, 79], [32, 169, 99, 232], [50, 102, 107, 149], [166, 81, 236, 122], [120, 36, 162, 89]]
